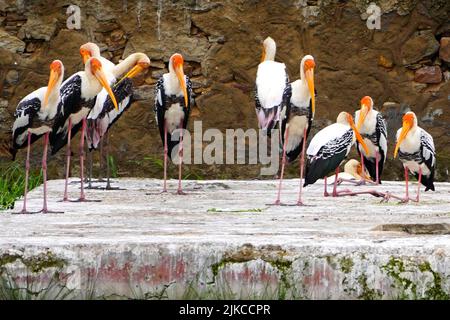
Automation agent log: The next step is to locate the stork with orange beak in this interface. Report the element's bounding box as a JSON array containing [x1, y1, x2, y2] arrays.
[[275, 55, 316, 205], [354, 96, 387, 184], [11, 60, 64, 214], [154, 53, 194, 194], [86, 52, 150, 189], [303, 112, 370, 197], [50, 57, 118, 202], [391, 111, 436, 202]]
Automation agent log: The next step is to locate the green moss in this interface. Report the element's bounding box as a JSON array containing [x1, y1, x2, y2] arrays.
[[382, 257, 417, 299], [339, 257, 354, 274], [357, 274, 382, 300], [418, 261, 449, 300], [0, 251, 66, 274]]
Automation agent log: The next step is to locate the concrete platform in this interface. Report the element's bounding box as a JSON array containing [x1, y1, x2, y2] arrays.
[[1, 178, 449, 299]]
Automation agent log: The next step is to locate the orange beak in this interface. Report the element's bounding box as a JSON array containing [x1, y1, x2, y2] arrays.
[[80, 50, 91, 64], [348, 114, 369, 154], [261, 46, 266, 62], [93, 65, 118, 111], [175, 64, 188, 107], [357, 104, 369, 130], [116, 62, 150, 86], [394, 121, 411, 158], [43, 68, 60, 108], [304, 59, 315, 117]]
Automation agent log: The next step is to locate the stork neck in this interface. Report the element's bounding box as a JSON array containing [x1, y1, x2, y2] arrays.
[[113, 53, 142, 78]]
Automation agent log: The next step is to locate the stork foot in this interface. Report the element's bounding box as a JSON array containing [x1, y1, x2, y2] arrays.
[[176, 189, 187, 195], [13, 210, 39, 215], [70, 198, 101, 203], [39, 209, 64, 214]]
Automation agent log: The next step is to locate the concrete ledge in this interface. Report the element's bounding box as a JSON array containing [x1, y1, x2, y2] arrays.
[[1, 178, 449, 299]]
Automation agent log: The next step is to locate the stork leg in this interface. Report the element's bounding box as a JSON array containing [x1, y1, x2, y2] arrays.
[[73, 117, 100, 202], [177, 123, 186, 195], [274, 127, 289, 205], [40, 132, 62, 214], [297, 127, 307, 206], [332, 167, 339, 197], [404, 165, 409, 203], [18, 132, 35, 214], [375, 151, 380, 184], [87, 150, 93, 188], [162, 121, 168, 193], [62, 118, 72, 202], [324, 176, 329, 197], [98, 137, 105, 183]]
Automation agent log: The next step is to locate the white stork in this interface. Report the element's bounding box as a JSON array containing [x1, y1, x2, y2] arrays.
[[304, 112, 370, 197], [86, 52, 150, 189], [354, 96, 387, 184], [11, 60, 64, 214], [154, 53, 194, 194], [391, 111, 436, 202], [50, 57, 118, 202], [275, 55, 315, 205], [255, 37, 290, 133]]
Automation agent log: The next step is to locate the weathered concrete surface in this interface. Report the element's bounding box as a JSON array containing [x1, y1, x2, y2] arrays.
[[1, 178, 450, 299]]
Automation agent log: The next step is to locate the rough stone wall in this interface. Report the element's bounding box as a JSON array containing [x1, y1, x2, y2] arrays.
[[0, 0, 449, 181]]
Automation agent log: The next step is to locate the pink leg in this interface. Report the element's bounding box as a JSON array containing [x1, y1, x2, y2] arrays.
[[415, 167, 422, 202], [162, 121, 168, 193], [41, 132, 49, 212], [177, 123, 186, 195], [20, 132, 31, 213], [63, 118, 72, 201], [78, 117, 86, 201], [332, 167, 339, 197], [404, 166, 409, 201], [297, 128, 307, 206], [375, 151, 380, 184], [274, 127, 289, 205]]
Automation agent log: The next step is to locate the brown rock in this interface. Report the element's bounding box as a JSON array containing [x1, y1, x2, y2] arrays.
[[5, 70, 19, 85], [439, 37, 450, 63], [401, 30, 440, 65], [17, 16, 57, 41], [414, 66, 443, 84], [110, 29, 124, 42], [378, 55, 393, 68], [0, 29, 25, 53]]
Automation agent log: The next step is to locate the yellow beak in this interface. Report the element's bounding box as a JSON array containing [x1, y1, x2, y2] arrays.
[[261, 47, 266, 62], [175, 65, 188, 107], [305, 68, 315, 117], [43, 69, 59, 108], [357, 105, 369, 130], [394, 122, 411, 158], [81, 52, 90, 65], [116, 64, 145, 86], [94, 69, 118, 111], [349, 118, 369, 154]]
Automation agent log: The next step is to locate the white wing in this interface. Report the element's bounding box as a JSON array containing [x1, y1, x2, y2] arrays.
[[307, 123, 350, 156], [256, 60, 287, 109]]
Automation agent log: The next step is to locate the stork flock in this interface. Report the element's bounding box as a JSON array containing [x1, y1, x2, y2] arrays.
[[10, 37, 436, 214], [255, 37, 436, 206]]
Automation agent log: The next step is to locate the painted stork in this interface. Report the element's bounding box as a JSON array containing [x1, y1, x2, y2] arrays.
[[154, 53, 194, 194], [50, 57, 118, 202], [354, 96, 387, 184], [275, 55, 315, 205], [329, 159, 371, 182], [255, 37, 290, 133], [391, 111, 435, 202], [11, 60, 64, 214], [86, 52, 150, 189], [303, 112, 370, 197]]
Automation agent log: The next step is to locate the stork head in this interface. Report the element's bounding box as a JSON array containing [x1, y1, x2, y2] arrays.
[[345, 159, 371, 180], [301, 55, 316, 117], [261, 37, 276, 62], [337, 111, 369, 154], [356, 96, 374, 130], [87, 57, 118, 111], [80, 42, 101, 64], [170, 53, 188, 107], [116, 53, 150, 84], [43, 60, 64, 108], [394, 111, 417, 158]]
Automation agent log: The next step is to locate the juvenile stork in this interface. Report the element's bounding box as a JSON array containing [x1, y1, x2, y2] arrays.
[[255, 37, 290, 133], [275, 55, 315, 205], [50, 57, 118, 202], [392, 111, 436, 202], [354, 96, 387, 184], [155, 53, 194, 194], [304, 112, 370, 197], [86, 53, 150, 189], [11, 60, 64, 214]]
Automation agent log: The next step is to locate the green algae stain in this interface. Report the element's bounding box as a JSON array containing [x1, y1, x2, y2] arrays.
[[339, 257, 354, 274]]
